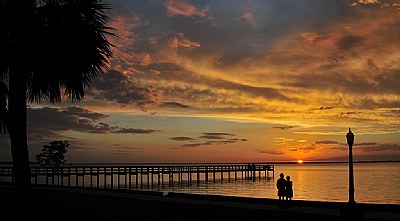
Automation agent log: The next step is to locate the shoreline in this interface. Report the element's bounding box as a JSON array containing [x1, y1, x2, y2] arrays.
[[1, 183, 399, 220]]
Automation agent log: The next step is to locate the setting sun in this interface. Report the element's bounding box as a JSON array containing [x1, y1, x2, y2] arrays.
[[297, 160, 304, 164]]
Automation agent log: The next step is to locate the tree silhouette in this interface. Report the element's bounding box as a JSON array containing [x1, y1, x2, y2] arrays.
[[36, 140, 70, 168], [0, 0, 114, 215]]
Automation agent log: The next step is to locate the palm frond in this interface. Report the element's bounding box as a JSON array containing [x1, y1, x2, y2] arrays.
[[28, 0, 115, 103], [0, 0, 10, 79]]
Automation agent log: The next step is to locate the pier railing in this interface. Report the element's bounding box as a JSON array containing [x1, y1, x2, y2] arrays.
[[0, 163, 274, 190]]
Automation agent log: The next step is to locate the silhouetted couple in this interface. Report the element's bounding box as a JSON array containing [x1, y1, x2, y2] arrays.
[[276, 172, 293, 208]]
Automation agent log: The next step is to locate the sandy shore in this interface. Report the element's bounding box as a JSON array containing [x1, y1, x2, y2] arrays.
[[1, 183, 399, 221]]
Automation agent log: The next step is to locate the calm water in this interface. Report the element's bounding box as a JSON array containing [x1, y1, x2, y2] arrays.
[[1, 162, 399, 204], [145, 162, 400, 205]]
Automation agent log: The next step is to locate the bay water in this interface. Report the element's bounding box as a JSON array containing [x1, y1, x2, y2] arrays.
[[145, 162, 400, 205]]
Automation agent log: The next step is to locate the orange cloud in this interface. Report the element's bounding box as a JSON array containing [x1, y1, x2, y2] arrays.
[[352, 0, 400, 8], [166, 0, 208, 17], [242, 11, 256, 26], [356, 0, 381, 4], [169, 33, 201, 49], [107, 16, 154, 74], [242, 11, 254, 20], [107, 16, 142, 49]]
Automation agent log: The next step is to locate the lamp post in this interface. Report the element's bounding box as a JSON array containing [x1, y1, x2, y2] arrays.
[[346, 128, 356, 205], [341, 128, 363, 219]]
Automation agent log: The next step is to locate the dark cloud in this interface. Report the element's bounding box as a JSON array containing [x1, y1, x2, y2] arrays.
[[273, 126, 294, 130], [175, 132, 247, 148], [284, 69, 400, 95], [340, 112, 359, 115], [181, 143, 204, 148], [256, 150, 285, 155], [198, 132, 236, 140], [199, 135, 225, 139], [170, 136, 196, 141], [337, 35, 364, 50], [312, 106, 334, 111], [182, 139, 240, 148], [27, 107, 107, 141], [170, 131, 247, 148], [90, 70, 162, 111], [371, 69, 400, 92], [115, 128, 160, 134], [160, 102, 190, 109], [357, 144, 400, 152], [202, 132, 235, 136], [327, 53, 347, 63], [315, 141, 341, 145], [354, 142, 378, 146], [28, 107, 159, 135]]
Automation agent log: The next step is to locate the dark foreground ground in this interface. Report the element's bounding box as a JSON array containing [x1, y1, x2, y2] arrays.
[[1, 183, 399, 221]]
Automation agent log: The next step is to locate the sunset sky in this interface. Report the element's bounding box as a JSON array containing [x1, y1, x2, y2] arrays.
[[1, 0, 400, 163]]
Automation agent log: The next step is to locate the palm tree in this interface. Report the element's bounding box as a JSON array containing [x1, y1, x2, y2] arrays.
[[0, 0, 114, 214]]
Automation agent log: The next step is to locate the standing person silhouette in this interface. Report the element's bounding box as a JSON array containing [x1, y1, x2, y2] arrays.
[[276, 173, 286, 207], [285, 175, 293, 207]]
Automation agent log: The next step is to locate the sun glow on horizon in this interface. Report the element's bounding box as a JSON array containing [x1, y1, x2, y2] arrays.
[[297, 160, 304, 164]]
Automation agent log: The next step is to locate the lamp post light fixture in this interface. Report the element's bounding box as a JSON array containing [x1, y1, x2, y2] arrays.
[[346, 128, 356, 205]]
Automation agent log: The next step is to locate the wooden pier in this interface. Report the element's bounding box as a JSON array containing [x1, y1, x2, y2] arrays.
[[0, 163, 274, 189]]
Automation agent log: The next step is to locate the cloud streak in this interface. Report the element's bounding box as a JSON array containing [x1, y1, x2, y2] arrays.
[[169, 132, 247, 148], [170, 136, 196, 141]]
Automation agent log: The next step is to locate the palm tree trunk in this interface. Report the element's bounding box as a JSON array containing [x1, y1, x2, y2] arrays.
[[8, 65, 32, 215], [7, 0, 38, 217]]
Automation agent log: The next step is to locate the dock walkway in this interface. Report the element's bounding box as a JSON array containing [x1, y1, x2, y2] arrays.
[[0, 163, 274, 189]]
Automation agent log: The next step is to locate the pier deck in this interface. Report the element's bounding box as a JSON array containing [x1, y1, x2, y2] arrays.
[[0, 163, 274, 189]]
